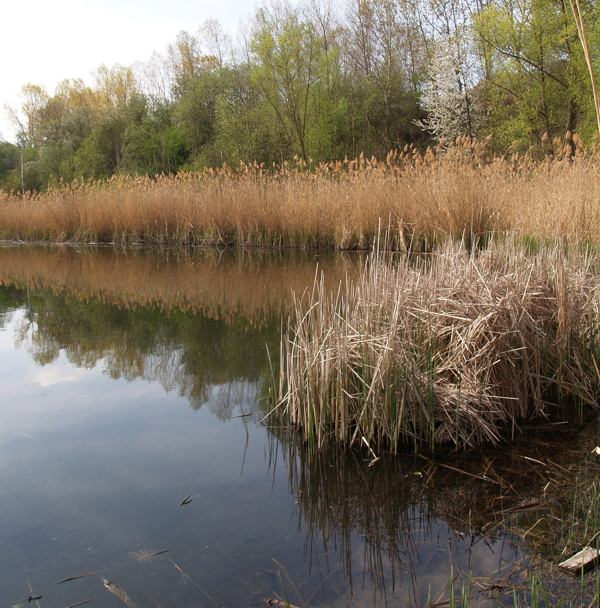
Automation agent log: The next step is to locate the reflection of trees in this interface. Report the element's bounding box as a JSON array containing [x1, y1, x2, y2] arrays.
[[0, 245, 360, 418], [9, 284, 280, 416], [0, 245, 360, 417], [274, 424, 600, 605], [0, 284, 25, 330]]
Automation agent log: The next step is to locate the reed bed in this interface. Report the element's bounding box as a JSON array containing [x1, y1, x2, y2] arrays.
[[2, 138, 600, 247], [268, 237, 600, 450]]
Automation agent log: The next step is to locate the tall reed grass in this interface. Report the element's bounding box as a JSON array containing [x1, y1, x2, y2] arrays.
[[268, 237, 600, 450], [1, 137, 600, 247]]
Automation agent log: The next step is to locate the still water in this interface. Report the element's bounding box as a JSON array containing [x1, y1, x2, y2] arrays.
[[0, 245, 598, 607]]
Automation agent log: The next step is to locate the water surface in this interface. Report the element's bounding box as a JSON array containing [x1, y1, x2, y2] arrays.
[[0, 245, 597, 607]]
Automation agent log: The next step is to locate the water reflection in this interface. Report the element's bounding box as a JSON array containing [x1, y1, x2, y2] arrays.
[[0, 246, 358, 415], [12, 289, 278, 415], [274, 424, 600, 605], [0, 245, 360, 322], [0, 245, 598, 607]]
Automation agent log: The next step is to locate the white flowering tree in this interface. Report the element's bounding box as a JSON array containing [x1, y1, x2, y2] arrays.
[[416, 44, 474, 143]]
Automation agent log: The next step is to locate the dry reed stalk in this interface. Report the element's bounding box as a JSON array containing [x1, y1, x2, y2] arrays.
[[268, 236, 600, 451], [1, 139, 600, 247]]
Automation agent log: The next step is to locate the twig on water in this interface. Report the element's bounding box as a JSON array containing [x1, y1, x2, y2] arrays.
[[418, 455, 500, 484], [522, 517, 546, 539], [55, 549, 168, 584], [8, 428, 35, 440], [428, 573, 458, 607], [491, 501, 543, 516], [271, 558, 305, 606], [420, 464, 438, 495], [21, 594, 41, 603], [179, 494, 192, 506], [266, 600, 302, 608], [26, 564, 41, 608], [168, 557, 219, 608], [61, 416, 86, 429]]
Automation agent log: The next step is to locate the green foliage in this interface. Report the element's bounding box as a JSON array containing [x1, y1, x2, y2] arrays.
[[5, 0, 600, 189], [73, 125, 117, 180], [211, 64, 282, 166], [172, 69, 220, 162], [250, 3, 324, 162], [0, 141, 20, 191], [472, 0, 598, 148]]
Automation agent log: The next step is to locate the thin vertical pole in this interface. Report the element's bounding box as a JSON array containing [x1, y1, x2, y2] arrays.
[[569, 0, 600, 137]]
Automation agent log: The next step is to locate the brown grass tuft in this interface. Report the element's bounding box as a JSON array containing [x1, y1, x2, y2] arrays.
[[268, 236, 600, 450]]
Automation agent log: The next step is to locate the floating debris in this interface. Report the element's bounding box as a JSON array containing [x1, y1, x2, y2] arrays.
[[55, 549, 168, 584], [559, 547, 600, 575], [179, 494, 192, 506], [266, 599, 302, 608], [103, 578, 138, 607]]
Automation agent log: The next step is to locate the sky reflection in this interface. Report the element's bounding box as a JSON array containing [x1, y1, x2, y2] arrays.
[[0, 247, 596, 607]]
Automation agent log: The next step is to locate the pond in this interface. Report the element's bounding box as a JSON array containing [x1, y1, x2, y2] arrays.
[[0, 244, 598, 608]]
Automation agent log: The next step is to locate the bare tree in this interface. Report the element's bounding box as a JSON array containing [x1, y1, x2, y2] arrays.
[[136, 52, 173, 101], [5, 84, 50, 146], [199, 19, 232, 69]]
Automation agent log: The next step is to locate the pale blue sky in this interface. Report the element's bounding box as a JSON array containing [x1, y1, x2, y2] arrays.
[[1, 0, 259, 142]]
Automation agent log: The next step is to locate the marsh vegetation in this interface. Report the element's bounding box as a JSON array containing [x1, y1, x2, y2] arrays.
[[1, 0, 599, 601], [268, 236, 600, 451], [1, 138, 600, 248]]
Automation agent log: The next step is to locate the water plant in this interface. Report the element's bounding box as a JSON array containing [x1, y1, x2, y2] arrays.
[[268, 236, 600, 451]]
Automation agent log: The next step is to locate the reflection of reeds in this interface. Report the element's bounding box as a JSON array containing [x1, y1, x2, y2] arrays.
[[269, 237, 600, 450], [2, 139, 600, 247], [274, 432, 438, 600], [0, 246, 361, 415], [0, 246, 359, 324], [272, 422, 600, 606]]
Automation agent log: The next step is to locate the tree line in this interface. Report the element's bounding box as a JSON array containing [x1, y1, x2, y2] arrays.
[[1, 0, 598, 192]]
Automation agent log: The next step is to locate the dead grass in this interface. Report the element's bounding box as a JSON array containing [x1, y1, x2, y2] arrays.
[[5, 137, 600, 449], [267, 236, 600, 450], [1, 137, 600, 247]]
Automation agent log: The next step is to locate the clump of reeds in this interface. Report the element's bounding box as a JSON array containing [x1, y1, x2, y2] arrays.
[[1, 137, 600, 248], [268, 236, 600, 450]]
